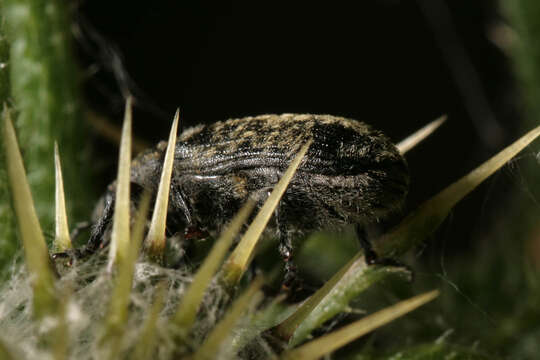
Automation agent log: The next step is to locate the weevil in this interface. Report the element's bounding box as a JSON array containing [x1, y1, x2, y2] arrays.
[[71, 114, 409, 285]]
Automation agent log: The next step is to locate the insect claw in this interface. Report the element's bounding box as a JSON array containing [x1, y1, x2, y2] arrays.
[[356, 225, 380, 265]]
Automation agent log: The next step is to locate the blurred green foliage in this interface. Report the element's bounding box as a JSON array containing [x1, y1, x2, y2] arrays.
[[0, 6, 17, 278], [0, 0, 95, 278], [502, 0, 540, 131]]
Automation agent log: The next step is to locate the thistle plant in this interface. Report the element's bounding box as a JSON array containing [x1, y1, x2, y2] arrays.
[[1, 1, 540, 359], [1, 98, 539, 358]]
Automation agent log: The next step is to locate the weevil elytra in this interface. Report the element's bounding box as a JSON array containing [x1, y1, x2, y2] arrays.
[[80, 114, 409, 284]]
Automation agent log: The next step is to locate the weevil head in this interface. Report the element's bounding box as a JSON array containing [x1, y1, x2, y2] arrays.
[[130, 143, 168, 190], [83, 145, 169, 252]]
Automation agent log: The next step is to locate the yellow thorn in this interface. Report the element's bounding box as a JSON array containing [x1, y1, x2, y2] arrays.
[[108, 96, 133, 267], [54, 142, 72, 251], [221, 141, 312, 289], [147, 109, 180, 258], [173, 199, 255, 330], [283, 290, 439, 360], [378, 124, 540, 256], [192, 277, 264, 360], [273, 254, 361, 342], [102, 192, 152, 358], [397, 115, 447, 155], [2, 107, 57, 318]]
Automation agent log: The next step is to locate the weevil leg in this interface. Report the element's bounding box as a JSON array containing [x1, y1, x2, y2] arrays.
[[279, 239, 298, 289], [355, 224, 411, 275], [275, 202, 299, 289], [355, 224, 378, 265], [82, 194, 116, 256], [53, 182, 147, 262], [171, 183, 193, 227], [51, 197, 115, 264], [85, 181, 145, 255]]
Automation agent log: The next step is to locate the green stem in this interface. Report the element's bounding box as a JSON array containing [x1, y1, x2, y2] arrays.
[[1, 0, 94, 248]]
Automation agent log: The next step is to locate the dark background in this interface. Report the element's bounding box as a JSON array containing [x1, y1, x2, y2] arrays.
[[74, 0, 525, 258]]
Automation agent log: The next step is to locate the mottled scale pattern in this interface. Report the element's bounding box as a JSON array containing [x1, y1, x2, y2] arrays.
[[174, 114, 405, 177]]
